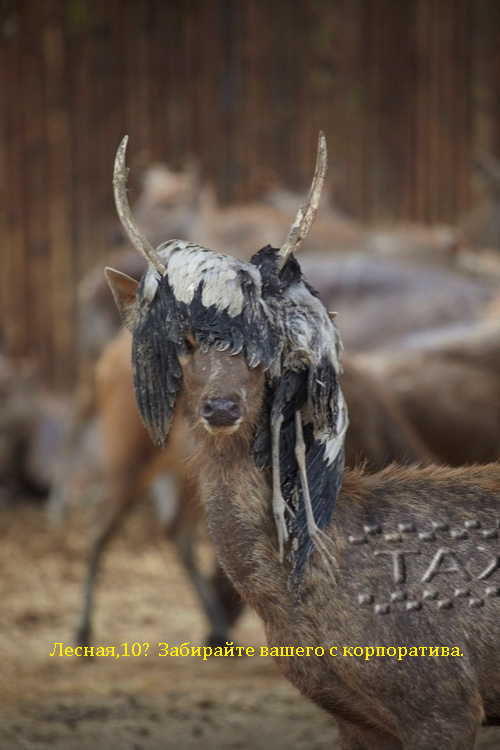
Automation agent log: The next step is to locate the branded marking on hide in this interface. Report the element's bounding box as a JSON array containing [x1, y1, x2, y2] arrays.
[[349, 519, 500, 614], [348, 535, 367, 545], [418, 531, 435, 542], [358, 594, 374, 605], [398, 523, 415, 534], [390, 590, 406, 603], [423, 590, 438, 600], [437, 599, 453, 610], [384, 533, 402, 543], [432, 521, 449, 532], [464, 520, 480, 530], [364, 524, 382, 535], [451, 529, 468, 540], [469, 597, 484, 608], [482, 529, 498, 540], [485, 586, 500, 597]]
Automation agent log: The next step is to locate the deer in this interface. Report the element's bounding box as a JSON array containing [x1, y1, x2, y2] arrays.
[[354, 312, 500, 466], [299, 252, 496, 352], [104, 133, 500, 749], [74, 326, 244, 649], [73, 317, 433, 650], [457, 153, 500, 254], [0, 353, 48, 500], [60, 180, 436, 649]]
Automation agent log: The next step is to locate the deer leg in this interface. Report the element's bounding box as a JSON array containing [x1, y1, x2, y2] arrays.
[[294, 410, 337, 569], [75, 471, 139, 649], [76, 533, 106, 649], [337, 722, 401, 750], [401, 691, 483, 750], [404, 721, 480, 750], [210, 561, 245, 629], [47, 369, 97, 525], [405, 734, 476, 750], [173, 528, 232, 648], [165, 477, 235, 647]]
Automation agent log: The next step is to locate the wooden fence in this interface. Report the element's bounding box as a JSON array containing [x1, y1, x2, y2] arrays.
[[0, 0, 499, 387]]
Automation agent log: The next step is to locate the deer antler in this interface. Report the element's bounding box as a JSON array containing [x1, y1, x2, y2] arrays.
[[113, 136, 167, 274], [278, 131, 328, 268]]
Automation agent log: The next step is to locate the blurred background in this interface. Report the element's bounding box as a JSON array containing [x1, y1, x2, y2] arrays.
[[1, 0, 499, 387], [1, 2, 500, 749]]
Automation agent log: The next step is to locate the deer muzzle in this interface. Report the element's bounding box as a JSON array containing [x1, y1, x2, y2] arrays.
[[200, 397, 244, 433]]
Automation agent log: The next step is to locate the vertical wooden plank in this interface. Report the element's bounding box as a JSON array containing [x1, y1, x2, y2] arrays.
[[427, 0, 439, 224], [469, 0, 494, 163], [340, 0, 365, 220], [492, 0, 500, 156], [0, 4, 12, 351], [217, 0, 237, 203], [1, 0, 498, 387], [453, 0, 472, 217], [72, 1, 96, 281], [414, 0, 427, 222], [23, 1, 52, 370], [2, 3, 28, 360], [438, 1, 452, 222], [360, 0, 376, 222], [42, 0, 76, 386]]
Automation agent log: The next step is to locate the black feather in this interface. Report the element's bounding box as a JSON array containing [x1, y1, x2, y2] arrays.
[[250, 247, 346, 591], [132, 275, 186, 448], [308, 353, 341, 436], [132, 258, 277, 447], [291, 445, 345, 588], [131, 242, 345, 592]]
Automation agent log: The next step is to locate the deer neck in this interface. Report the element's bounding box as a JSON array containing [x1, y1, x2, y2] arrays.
[[192, 431, 289, 614]]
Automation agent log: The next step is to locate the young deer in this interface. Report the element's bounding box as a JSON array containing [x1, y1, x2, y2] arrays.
[[75, 326, 243, 649], [107, 135, 500, 749], [74, 311, 432, 649]]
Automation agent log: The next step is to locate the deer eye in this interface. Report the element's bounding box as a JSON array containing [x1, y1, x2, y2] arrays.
[[184, 333, 196, 352]]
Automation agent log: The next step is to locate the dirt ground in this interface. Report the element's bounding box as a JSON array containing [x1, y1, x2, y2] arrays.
[[1, 500, 499, 750]]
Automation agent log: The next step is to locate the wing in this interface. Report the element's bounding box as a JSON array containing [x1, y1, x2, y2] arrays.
[[265, 365, 346, 591], [290, 430, 345, 590], [132, 275, 185, 448], [251, 248, 347, 590]]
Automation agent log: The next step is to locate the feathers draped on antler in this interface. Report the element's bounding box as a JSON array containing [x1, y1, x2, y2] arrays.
[[132, 241, 276, 448], [251, 246, 348, 588], [111, 131, 346, 588]]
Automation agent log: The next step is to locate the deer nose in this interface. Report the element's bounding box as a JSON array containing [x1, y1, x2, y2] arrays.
[[201, 398, 244, 427]]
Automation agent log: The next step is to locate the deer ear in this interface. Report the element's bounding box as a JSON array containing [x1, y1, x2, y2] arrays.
[[105, 267, 139, 331]]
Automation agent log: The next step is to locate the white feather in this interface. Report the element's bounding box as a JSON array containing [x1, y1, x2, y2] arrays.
[[319, 394, 349, 466], [144, 240, 263, 319]]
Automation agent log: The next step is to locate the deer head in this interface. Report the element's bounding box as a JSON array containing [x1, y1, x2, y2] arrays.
[[106, 133, 347, 588], [106, 133, 329, 449]]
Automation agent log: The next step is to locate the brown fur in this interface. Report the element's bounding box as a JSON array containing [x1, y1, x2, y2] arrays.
[[174, 345, 500, 749], [71, 324, 434, 649]]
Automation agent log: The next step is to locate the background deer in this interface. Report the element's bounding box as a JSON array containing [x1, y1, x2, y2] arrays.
[[105, 135, 500, 749], [73, 327, 243, 648], [356, 311, 500, 466]]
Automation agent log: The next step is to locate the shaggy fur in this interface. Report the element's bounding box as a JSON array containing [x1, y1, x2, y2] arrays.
[[108, 243, 500, 748]]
